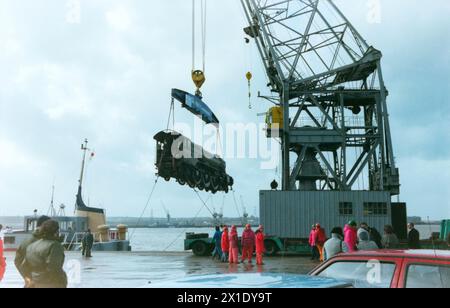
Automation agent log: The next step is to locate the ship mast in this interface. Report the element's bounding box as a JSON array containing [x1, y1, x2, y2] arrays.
[[76, 138, 90, 210], [79, 138, 89, 189]]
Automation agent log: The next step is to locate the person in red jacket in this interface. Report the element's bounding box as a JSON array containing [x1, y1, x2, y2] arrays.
[[229, 225, 239, 264], [0, 237, 6, 282], [309, 225, 319, 261], [221, 226, 230, 263], [255, 225, 265, 266], [314, 223, 327, 262], [241, 224, 256, 264]]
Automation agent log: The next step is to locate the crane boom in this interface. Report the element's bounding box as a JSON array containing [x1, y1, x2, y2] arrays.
[[241, 0, 399, 194]]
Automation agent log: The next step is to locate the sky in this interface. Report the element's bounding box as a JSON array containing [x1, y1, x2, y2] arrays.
[[0, 0, 449, 220]]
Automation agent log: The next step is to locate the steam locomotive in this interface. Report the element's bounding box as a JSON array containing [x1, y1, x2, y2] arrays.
[[154, 130, 234, 194]]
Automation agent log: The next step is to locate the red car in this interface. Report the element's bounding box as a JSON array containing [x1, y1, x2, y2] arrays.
[[309, 250, 450, 288]]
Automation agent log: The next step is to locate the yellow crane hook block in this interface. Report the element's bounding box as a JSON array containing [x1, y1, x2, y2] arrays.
[[246, 72, 253, 109], [192, 70, 206, 95]]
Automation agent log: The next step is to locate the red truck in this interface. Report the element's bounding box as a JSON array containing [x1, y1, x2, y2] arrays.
[[309, 250, 450, 288]]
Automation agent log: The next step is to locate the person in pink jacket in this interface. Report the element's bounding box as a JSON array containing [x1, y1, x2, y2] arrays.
[[228, 225, 239, 264], [309, 225, 319, 260], [0, 238, 6, 282], [344, 221, 358, 252]]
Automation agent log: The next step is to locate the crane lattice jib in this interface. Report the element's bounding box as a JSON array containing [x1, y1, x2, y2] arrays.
[[241, 0, 399, 195], [241, 0, 381, 94]]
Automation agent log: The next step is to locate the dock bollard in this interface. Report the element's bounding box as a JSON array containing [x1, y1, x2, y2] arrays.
[[117, 224, 128, 241], [98, 225, 110, 243]]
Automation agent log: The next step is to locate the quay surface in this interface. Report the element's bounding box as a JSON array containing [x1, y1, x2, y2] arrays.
[[1, 251, 319, 288]]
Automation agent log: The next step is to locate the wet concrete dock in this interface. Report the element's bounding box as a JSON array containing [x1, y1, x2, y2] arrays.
[[1, 251, 319, 288]]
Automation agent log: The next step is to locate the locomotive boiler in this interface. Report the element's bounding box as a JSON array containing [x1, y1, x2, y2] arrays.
[[154, 130, 234, 194]]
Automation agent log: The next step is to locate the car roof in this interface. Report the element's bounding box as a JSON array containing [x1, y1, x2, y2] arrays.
[[339, 249, 450, 259], [147, 273, 351, 289]]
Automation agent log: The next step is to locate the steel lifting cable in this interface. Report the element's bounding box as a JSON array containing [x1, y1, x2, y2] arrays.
[[162, 202, 204, 252], [231, 189, 244, 226], [192, 0, 196, 71], [131, 100, 174, 241], [192, 0, 207, 73], [133, 98, 177, 241], [129, 177, 160, 241], [216, 127, 224, 158], [166, 97, 175, 131], [201, 0, 207, 73], [194, 189, 214, 216], [162, 189, 214, 251]]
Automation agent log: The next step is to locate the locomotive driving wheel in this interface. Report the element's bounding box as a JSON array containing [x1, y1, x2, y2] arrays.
[[211, 177, 220, 193], [203, 173, 211, 191], [197, 180, 205, 191], [194, 170, 202, 185]]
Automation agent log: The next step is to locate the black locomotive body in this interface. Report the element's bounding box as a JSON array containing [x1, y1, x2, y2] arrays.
[[154, 130, 234, 193]]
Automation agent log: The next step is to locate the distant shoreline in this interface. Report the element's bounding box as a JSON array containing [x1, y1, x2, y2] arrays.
[[0, 216, 445, 223], [0, 216, 444, 230]]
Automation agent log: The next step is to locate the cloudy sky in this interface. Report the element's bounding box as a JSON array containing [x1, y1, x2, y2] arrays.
[[0, 0, 449, 220]]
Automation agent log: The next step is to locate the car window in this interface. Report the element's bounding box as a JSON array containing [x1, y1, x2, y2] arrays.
[[318, 261, 396, 288], [406, 264, 450, 288]]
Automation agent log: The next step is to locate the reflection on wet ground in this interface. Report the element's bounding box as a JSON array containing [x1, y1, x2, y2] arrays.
[[1, 251, 320, 288]]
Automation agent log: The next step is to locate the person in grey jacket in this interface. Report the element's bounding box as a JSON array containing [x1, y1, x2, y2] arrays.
[[357, 230, 379, 251], [358, 223, 383, 248], [381, 225, 400, 249], [23, 220, 67, 288], [14, 215, 51, 287], [324, 227, 348, 261]]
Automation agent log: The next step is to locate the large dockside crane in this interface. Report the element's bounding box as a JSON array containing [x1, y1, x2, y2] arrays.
[[185, 0, 407, 255], [241, 0, 399, 194], [239, 0, 406, 246]]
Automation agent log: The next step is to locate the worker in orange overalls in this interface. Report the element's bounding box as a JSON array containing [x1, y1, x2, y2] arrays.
[[241, 224, 256, 264], [221, 226, 230, 263], [255, 225, 266, 266], [315, 223, 327, 262], [229, 225, 239, 264]]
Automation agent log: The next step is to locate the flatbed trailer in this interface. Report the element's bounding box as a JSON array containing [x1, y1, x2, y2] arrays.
[[184, 232, 311, 257]]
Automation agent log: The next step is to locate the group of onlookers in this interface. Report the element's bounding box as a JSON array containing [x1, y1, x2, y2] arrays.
[[0, 217, 444, 287], [213, 224, 266, 266], [310, 221, 423, 262]]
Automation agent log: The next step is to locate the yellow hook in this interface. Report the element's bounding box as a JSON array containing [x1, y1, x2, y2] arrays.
[[192, 70, 206, 96]]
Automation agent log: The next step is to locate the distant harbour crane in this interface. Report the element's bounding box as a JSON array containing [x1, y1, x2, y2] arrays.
[[161, 201, 171, 226], [240, 195, 249, 226], [47, 184, 57, 217]]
